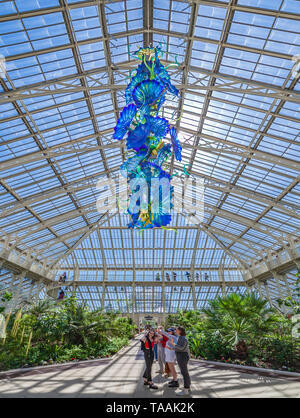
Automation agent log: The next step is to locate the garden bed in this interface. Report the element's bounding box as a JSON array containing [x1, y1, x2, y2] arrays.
[[165, 292, 300, 375], [0, 334, 140, 379], [0, 296, 137, 373], [0, 336, 131, 373]]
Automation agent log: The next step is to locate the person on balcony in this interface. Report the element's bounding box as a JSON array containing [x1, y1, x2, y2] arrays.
[[59, 272, 66, 283]]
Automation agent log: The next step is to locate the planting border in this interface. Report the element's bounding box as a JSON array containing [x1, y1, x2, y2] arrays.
[[0, 335, 140, 381]]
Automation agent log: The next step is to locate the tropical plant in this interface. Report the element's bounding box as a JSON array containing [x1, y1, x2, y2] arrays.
[[28, 298, 58, 319], [202, 293, 279, 350], [0, 290, 12, 314], [165, 292, 299, 371], [165, 309, 204, 331], [0, 295, 136, 372]]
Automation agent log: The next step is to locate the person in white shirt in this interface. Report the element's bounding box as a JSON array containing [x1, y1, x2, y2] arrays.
[[158, 327, 179, 388]]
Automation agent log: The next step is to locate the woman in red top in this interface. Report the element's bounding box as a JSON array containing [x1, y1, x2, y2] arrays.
[[144, 339, 154, 349], [141, 329, 158, 389], [156, 326, 168, 374]]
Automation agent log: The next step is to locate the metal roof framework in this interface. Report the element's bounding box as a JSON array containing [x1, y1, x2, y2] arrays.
[[0, 0, 299, 313]]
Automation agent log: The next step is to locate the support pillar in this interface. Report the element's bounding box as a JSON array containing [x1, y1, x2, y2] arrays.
[[162, 273, 166, 314], [72, 264, 79, 295], [192, 278, 197, 310]]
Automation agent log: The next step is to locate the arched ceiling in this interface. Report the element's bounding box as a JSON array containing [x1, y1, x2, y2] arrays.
[[0, 0, 299, 311]]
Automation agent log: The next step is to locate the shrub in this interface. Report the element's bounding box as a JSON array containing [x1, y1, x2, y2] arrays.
[[189, 331, 232, 360], [258, 336, 299, 370], [164, 294, 299, 372], [0, 296, 133, 371]]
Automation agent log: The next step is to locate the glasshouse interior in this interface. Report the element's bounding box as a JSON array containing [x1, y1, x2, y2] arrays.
[[0, 0, 299, 399]]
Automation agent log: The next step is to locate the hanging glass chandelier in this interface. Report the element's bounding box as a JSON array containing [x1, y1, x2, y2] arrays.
[[113, 45, 182, 231]]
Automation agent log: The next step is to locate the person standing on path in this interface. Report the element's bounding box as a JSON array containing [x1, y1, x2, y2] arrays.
[[156, 326, 168, 374], [159, 327, 179, 387], [140, 329, 158, 390], [169, 326, 191, 396]]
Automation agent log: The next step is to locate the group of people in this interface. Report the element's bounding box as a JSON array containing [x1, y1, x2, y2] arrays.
[[140, 325, 191, 396], [58, 272, 67, 283], [155, 272, 209, 282], [57, 272, 67, 300]]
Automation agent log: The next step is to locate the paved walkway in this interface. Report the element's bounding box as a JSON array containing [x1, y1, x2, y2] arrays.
[[0, 336, 299, 398]]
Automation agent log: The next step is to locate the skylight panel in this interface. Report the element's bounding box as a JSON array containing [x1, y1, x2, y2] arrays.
[[267, 17, 300, 55], [0, 102, 18, 120], [267, 118, 299, 141], [5, 60, 44, 88], [105, 4, 127, 34], [195, 4, 226, 41], [227, 12, 273, 52], [257, 137, 295, 161], [281, 192, 300, 207], [279, 102, 300, 120], [78, 41, 106, 70], [191, 41, 218, 70], [70, 5, 102, 40], [110, 37, 130, 63], [14, 0, 60, 12], [0, 1, 17, 15], [153, 3, 170, 28], [38, 50, 77, 80], [235, 175, 283, 197], [220, 47, 260, 78], [237, 0, 282, 10], [281, 0, 300, 13], [19, 12, 69, 52], [169, 3, 190, 33]]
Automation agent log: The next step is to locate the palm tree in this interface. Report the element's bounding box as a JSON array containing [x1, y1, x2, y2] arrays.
[[203, 293, 278, 354], [29, 298, 58, 319]]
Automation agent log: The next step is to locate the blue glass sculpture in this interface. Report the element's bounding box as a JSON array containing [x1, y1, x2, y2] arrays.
[[114, 45, 182, 230], [113, 104, 137, 140]]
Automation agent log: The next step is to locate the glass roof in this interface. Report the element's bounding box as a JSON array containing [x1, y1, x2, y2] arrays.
[[0, 0, 299, 312]]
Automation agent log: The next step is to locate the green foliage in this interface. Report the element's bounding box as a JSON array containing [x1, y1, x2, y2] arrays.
[[28, 298, 58, 319], [203, 293, 279, 347], [166, 292, 300, 372], [0, 296, 136, 372], [257, 336, 299, 369], [0, 291, 12, 314], [165, 309, 204, 332], [189, 331, 232, 361]]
